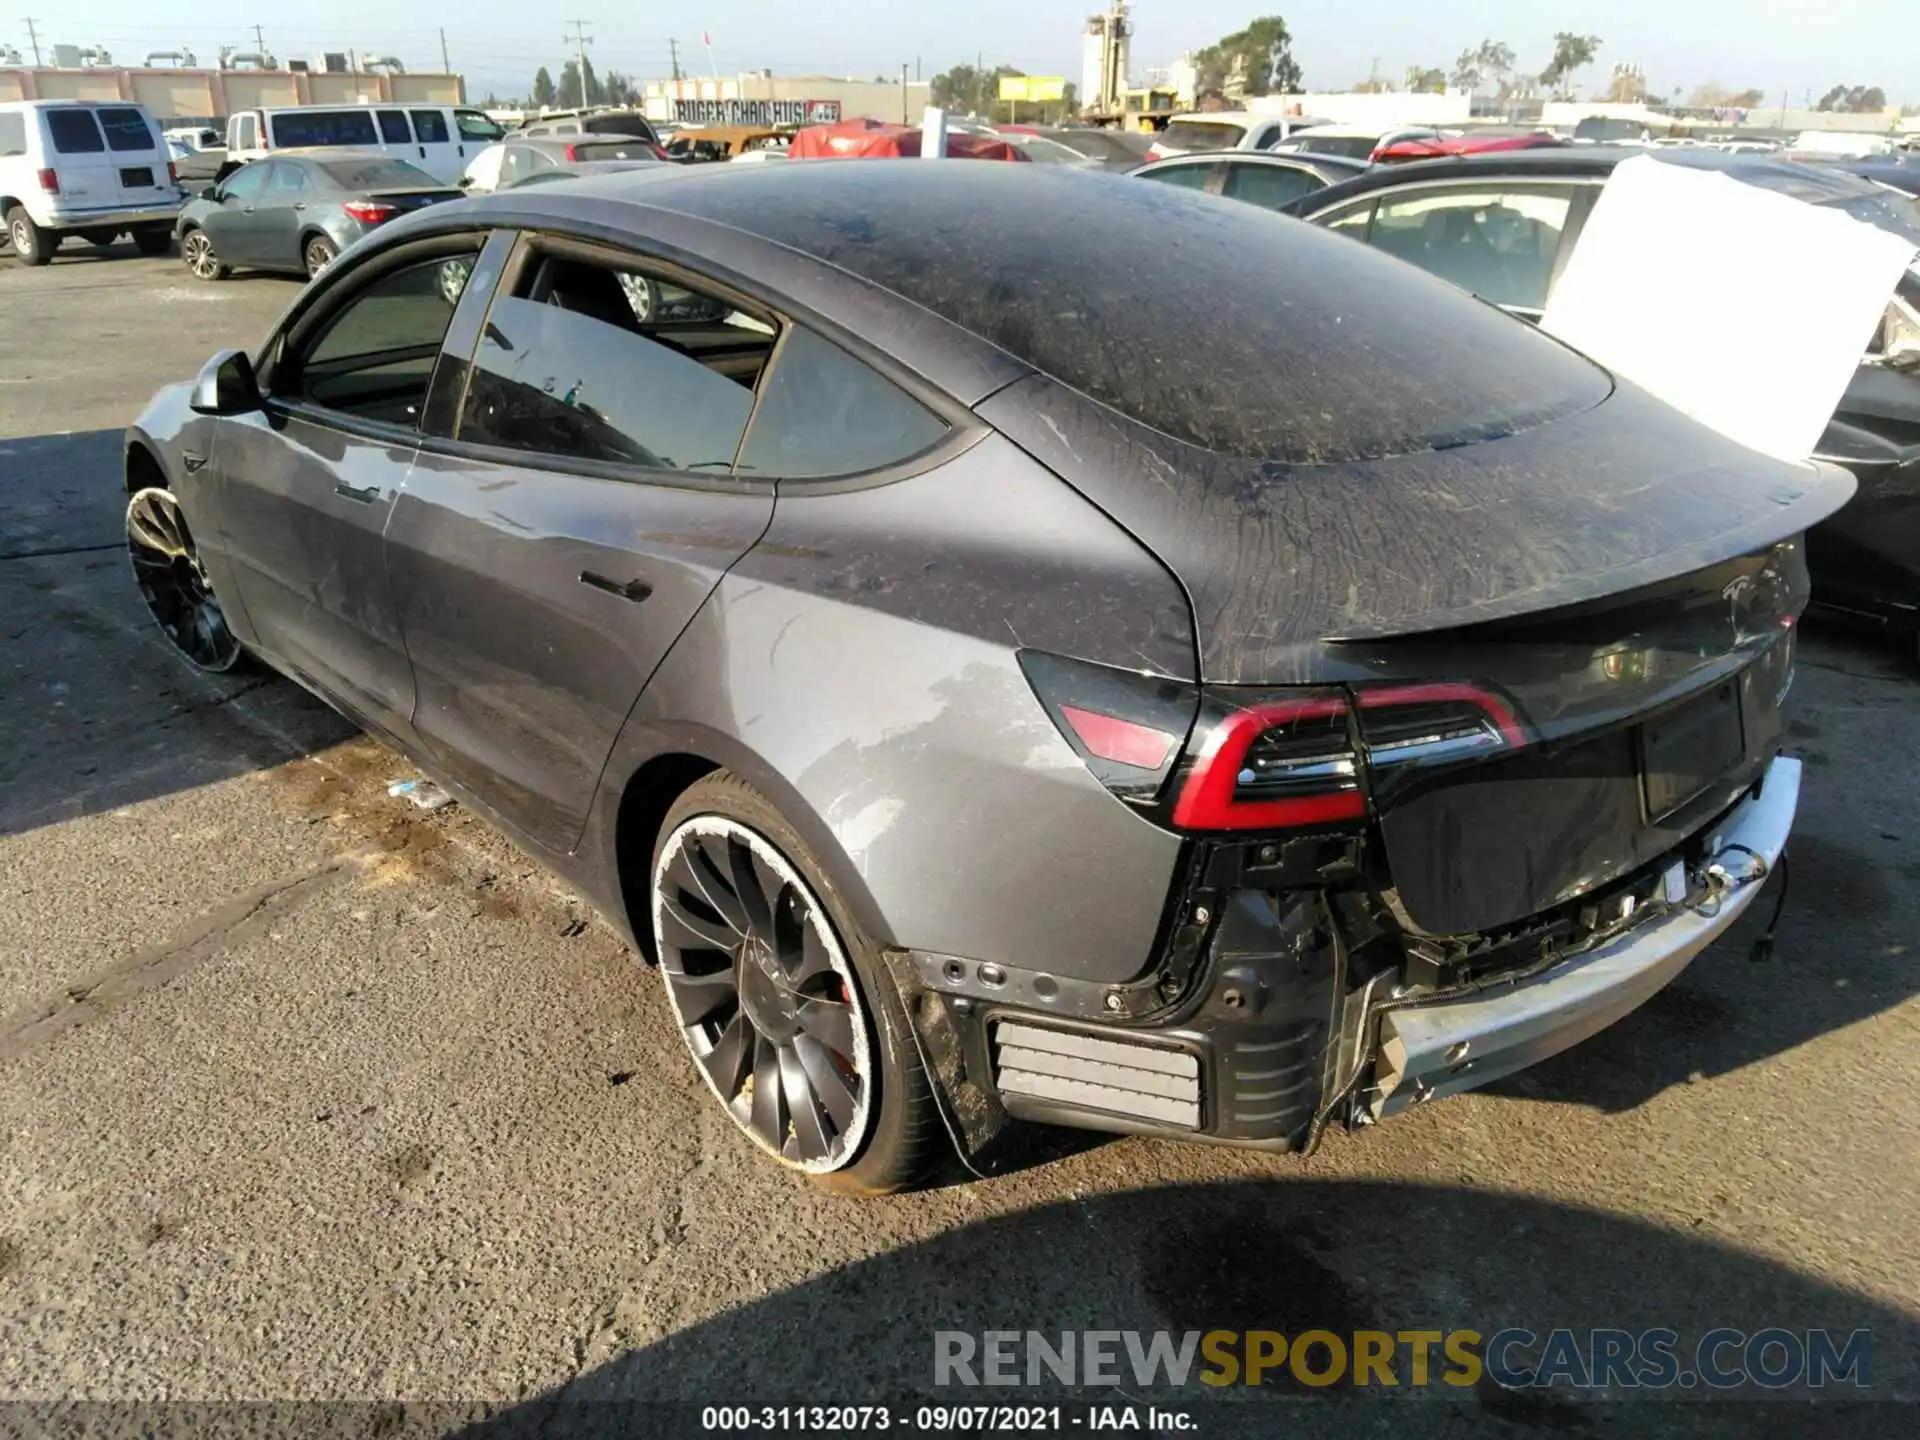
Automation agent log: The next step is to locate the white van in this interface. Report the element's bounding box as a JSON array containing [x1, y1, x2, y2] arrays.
[[0, 99, 182, 264], [223, 104, 507, 183]]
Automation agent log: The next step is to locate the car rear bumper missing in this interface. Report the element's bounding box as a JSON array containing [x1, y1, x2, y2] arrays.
[[1369, 755, 1800, 1118]]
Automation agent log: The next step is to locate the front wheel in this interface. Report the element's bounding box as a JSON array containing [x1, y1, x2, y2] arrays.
[[125, 486, 246, 673], [180, 228, 227, 281], [650, 772, 941, 1194], [7, 207, 52, 266], [303, 235, 337, 278]]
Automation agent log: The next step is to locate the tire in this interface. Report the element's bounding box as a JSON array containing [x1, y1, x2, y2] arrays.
[[650, 771, 942, 1195], [7, 207, 52, 266], [302, 234, 337, 278], [180, 228, 227, 281], [125, 486, 247, 673], [132, 229, 171, 256], [85, 230, 120, 248]]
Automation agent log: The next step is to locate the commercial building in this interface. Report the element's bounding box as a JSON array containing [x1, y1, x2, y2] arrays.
[[0, 64, 464, 124], [642, 74, 931, 127]]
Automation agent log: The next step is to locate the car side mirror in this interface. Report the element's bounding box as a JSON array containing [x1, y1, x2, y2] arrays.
[[189, 349, 262, 416], [199, 184, 220, 201]]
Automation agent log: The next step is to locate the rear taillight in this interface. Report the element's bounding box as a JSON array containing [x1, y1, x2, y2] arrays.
[[1356, 683, 1525, 768], [342, 201, 398, 224], [167, 160, 179, 185], [649, 143, 668, 160], [564, 144, 580, 162], [36, 167, 58, 194]]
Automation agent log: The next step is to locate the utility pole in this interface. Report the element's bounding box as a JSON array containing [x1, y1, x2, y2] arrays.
[[669, 37, 681, 82], [439, 28, 451, 75], [24, 18, 41, 67], [251, 24, 266, 55], [564, 20, 592, 106], [900, 62, 909, 123]]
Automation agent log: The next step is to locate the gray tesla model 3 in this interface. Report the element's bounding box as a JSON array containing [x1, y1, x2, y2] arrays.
[[122, 162, 1850, 1191]]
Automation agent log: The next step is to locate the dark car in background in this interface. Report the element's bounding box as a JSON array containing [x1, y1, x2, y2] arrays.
[[1133, 149, 1367, 210], [1000, 125, 1154, 172], [1288, 147, 1920, 658], [518, 108, 663, 147], [175, 151, 463, 279], [493, 135, 664, 189], [124, 163, 1838, 1191]]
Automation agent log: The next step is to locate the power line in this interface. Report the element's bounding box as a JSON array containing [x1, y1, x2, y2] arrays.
[[564, 18, 592, 92]]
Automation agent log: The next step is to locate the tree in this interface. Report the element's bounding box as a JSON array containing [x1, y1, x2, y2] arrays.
[[531, 66, 556, 109], [1729, 87, 1766, 108], [1604, 66, 1647, 104], [1539, 33, 1600, 97], [1406, 66, 1448, 94], [558, 56, 605, 109], [601, 69, 639, 106], [1451, 39, 1515, 97], [1816, 84, 1887, 113], [1192, 17, 1303, 98]]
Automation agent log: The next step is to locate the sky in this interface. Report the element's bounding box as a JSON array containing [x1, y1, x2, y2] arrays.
[[17, 0, 1916, 108]]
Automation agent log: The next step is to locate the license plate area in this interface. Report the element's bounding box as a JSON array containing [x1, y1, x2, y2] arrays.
[[120, 166, 154, 187], [1639, 680, 1745, 821]]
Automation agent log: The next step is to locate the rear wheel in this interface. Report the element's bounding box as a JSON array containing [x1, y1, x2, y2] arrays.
[[7, 207, 52, 266], [125, 486, 245, 673], [650, 772, 941, 1194], [132, 229, 171, 256], [180, 228, 226, 281], [303, 235, 337, 278]]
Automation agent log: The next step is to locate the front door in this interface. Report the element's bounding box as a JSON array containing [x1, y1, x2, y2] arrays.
[[254, 159, 312, 270], [197, 161, 271, 264], [384, 234, 780, 852], [213, 236, 489, 736]]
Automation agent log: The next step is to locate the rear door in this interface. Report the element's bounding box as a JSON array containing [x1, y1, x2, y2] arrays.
[[38, 108, 117, 214], [91, 106, 174, 208], [384, 231, 779, 852], [408, 108, 460, 181]]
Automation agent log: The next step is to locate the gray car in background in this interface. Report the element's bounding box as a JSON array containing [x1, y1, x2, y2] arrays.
[[124, 163, 1840, 1192], [174, 150, 463, 280]]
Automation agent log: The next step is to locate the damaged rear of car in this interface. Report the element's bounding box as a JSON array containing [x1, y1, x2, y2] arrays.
[[827, 177, 1853, 1163]]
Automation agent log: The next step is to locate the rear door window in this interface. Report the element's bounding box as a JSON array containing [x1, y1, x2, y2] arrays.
[[46, 110, 105, 154], [1363, 184, 1578, 315], [1161, 120, 1243, 152], [376, 110, 413, 144], [95, 108, 156, 152], [456, 250, 774, 473], [410, 110, 451, 144], [736, 327, 947, 479], [1137, 161, 1219, 192], [456, 110, 506, 142], [263, 161, 310, 199], [1221, 161, 1325, 211], [271, 110, 378, 148]]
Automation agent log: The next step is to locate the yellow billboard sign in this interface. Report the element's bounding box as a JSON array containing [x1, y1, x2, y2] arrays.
[[998, 76, 1068, 102]]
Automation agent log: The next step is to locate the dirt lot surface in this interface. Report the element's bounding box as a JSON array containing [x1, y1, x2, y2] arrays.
[[1, 245, 1915, 1433]]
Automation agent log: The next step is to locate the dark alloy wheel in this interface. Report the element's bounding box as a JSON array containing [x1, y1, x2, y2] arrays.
[[304, 236, 337, 277], [653, 813, 875, 1172], [125, 486, 244, 672]]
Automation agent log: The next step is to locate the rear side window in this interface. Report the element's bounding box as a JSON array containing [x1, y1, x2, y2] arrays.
[[1222, 161, 1324, 211], [319, 158, 435, 188], [572, 140, 655, 161], [376, 111, 413, 144], [271, 110, 378, 148], [264, 162, 310, 197], [456, 110, 505, 142], [457, 253, 774, 472], [96, 108, 156, 152], [1162, 120, 1243, 151], [47, 110, 105, 154], [1137, 162, 1216, 192], [411, 110, 450, 144], [0, 114, 25, 157], [1364, 185, 1577, 313], [737, 327, 947, 478]]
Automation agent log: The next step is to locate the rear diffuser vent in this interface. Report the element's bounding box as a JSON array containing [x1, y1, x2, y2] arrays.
[[992, 1021, 1200, 1130]]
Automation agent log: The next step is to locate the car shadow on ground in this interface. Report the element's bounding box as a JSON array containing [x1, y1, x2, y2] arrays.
[[0, 427, 351, 839], [446, 1178, 1913, 1438]]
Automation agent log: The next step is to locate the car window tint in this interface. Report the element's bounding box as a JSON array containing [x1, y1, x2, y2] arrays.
[[95, 108, 155, 152], [218, 164, 268, 201], [573, 140, 655, 161], [1138, 162, 1216, 191], [1366, 186, 1576, 312], [47, 110, 105, 154], [377, 110, 413, 144], [456, 110, 505, 142], [0, 114, 26, 156], [737, 328, 947, 479], [1161, 120, 1243, 151], [1223, 162, 1323, 211], [411, 110, 451, 144], [264, 162, 309, 197], [497, 147, 527, 184], [457, 254, 770, 472], [319, 157, 436, 188], [272, 110, 378, 148], [289, 255, 474, 425], [1319, 200, 1374, 238]]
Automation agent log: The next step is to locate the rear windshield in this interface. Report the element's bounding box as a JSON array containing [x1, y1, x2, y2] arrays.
[[320, 157, 436, 189], [46, 110, 105, 154], [581, 113, 658, 141], [95, 107, 156, 151], [572, 139, 656, 161], [1162, 120, 1244, 151], [272, 110, 378, 148], [1287, 134, 1378, 160], [674, 164, 1613, 464]]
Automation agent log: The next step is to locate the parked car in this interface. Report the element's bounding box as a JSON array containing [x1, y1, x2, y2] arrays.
[[663, 127, 786, 164], [166, 135, 226, 188], [175, 152, 462, 280], [0, 99, 181, 264], [462, 135, 665, 193], [125, 163, 1837, 1189], [1132, 149, 1366, 210], [1270, 122, 1445, 163], [1288, 147, 1920, 656], [502, 159, 666, 189], [164, 125, 224, 152], [1374, 130, 1566, 163], [223, 104, 507, 184], [517, 108, 663, 147], [999, 125, 1153, 172], [1146, 110, 1330, 160], [1830, 157, 1920, 198]]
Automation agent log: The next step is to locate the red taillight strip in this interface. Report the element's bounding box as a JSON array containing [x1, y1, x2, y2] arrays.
[[1171, 699, 1365, 832], [1358, 682, 1527, 748], [1057, 704, 1176, 771]]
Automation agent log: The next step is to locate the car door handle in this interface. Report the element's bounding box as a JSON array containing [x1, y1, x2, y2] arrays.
[[579, 570, 653, 603], [181, 449, 208, 473], [335, 481, 381, 504]]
